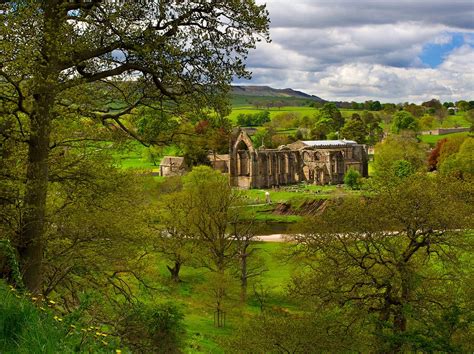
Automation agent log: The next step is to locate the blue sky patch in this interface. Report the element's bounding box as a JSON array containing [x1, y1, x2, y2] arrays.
[[420, 33, 469, 67]]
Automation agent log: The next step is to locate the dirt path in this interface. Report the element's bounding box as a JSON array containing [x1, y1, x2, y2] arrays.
[[256, 234, 290, 242]]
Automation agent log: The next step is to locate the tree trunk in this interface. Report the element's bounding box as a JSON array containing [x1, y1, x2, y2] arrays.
[[19, 98, 52, 294], [240, 253, 248, 303], [17, 2, 61, 294], [166, 262, 182, 282]]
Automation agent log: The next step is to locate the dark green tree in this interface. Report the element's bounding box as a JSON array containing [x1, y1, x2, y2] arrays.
[[319, 102, 345, 131], [391, 111, 419, 134], [340, 113, 367, 143]]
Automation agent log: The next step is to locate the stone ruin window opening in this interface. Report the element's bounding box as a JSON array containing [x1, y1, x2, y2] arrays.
[[236, 140, 251, 176]]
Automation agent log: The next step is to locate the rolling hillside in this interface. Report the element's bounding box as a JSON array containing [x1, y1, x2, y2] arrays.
[[232, 85, 326, 104]]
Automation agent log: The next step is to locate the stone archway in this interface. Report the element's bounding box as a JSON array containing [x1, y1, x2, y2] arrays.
[[236, 140, 250, 176]]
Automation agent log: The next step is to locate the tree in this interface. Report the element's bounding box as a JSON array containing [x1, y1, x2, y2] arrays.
[[362, 111, 384, 145], [370, 100, 382, 111], [372, 133, 428, 181], [291, 175, 474, 352], [340, 114, 367, 144], [427, 138, 448, 171], [318, 102, 345, 132], [154, 189, 194, 282], [419, 114, 435, 130], [434, 107, 448, 125], [229, 219, 266, 303], [252, 126, 276, 148], [421, 98, 442, 110], [391, 111, 419, 133], [438, 134, 469, 166], [181, 166, 241, 326], [404, 104, 425, 118], [0, 1, 269, 293], [439, 137, 474, 179], [456, 100, 470, 111]]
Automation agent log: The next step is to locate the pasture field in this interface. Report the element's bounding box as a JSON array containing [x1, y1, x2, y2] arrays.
[[418, 131, 470, 146]]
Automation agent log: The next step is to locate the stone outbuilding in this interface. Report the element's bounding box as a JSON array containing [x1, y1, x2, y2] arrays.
[[158, 156, 187, 177]]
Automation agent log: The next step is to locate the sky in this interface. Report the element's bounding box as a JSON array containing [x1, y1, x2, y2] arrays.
[[234, 0, 474, 103]]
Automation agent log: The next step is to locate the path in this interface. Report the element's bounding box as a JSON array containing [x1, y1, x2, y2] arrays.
[[256, 234, 290, 242]]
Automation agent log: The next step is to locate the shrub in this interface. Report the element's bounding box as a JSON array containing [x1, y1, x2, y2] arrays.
[[344, 168, 361, 190], [118, 302, 185, 353]]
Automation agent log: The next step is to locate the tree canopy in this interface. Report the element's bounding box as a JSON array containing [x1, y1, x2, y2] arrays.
[[0, 0, 270, 293]]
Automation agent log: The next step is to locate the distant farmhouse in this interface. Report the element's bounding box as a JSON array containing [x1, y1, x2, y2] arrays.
[[159, 129, 368, 188]]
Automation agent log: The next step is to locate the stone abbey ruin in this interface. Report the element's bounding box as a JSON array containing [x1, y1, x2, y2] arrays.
[[159, 129, 368, 188]]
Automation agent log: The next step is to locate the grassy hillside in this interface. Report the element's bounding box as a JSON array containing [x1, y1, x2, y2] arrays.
[[0, 282, 117, 353]]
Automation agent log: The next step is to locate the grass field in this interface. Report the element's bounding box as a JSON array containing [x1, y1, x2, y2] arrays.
[[418, 131, 470, 146], [142, 242, 295, 353]]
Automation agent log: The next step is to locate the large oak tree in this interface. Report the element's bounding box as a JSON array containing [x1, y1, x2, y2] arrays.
[[0, 0, 269, 293]]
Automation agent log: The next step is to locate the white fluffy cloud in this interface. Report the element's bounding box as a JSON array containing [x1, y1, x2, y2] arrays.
[[237, 0, 474, 102]]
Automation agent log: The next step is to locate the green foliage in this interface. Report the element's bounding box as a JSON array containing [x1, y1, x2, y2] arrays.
[[372, 133, 428, 182], [291, 175, 474, 352], [0, 282, 114, 353], [118, 302, 185, 353], [439, 137, 474, 178], [392, 159, 415, 178], [391, 111, 419, 133], [236, 111, 270, 126], [312, 103, 345, 139], [340, 114, 367, 143], [223, 308, 362, 352], [252, 126, 276, 148], [344, 168, 362, 189], [438, 133, 469, 165], [0, 240, 24, 290]]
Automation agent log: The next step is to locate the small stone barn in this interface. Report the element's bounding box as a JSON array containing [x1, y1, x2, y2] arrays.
[[158, 156, 187, 177]]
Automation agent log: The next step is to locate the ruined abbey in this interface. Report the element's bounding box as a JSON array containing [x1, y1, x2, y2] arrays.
[[159, 129, 368, 189]]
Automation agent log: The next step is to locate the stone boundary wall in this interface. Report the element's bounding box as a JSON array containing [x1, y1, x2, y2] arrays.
[[421, 127, 470, 135]]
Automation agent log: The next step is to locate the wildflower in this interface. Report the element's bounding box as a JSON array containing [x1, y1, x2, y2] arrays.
[[116, 350, 122, 354]]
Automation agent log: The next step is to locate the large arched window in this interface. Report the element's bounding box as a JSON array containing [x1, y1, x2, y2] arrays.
[[236, 140, 250, 176]]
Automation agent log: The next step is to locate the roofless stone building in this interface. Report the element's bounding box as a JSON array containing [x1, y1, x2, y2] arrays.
[[159, 129, 368, 188], [229, 130, 368, 188]]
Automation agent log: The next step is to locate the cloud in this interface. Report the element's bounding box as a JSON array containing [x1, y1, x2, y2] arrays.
[[237, 45, 474, 103], [264, 0, 474, 30], [239, 0, 474, 102]]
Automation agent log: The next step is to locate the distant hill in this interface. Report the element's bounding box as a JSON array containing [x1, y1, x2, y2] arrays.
[[232, 85, 326, 102]]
